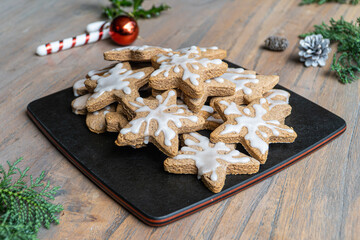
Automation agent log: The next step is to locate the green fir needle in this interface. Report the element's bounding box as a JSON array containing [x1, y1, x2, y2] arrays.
[[103, 0, 170, 20], [0, 158, 63, 240], [300, 0, 359, 5]]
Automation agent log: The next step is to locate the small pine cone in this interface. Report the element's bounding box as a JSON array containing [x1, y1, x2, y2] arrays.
[[264, 36, 289, 51], [299, 34, 331, 67]]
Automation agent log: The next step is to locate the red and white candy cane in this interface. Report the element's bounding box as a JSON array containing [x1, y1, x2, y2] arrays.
[[36, 21, 110, 56]]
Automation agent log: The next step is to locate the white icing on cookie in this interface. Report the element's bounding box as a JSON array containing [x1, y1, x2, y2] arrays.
[[151, 47, 223, 86], [93, 106, 111, 116], [87, 68, 108, 78], [207, 115, 223, 124], [176, 46, 201, 54], [111, 45, 172, 52], [243, 108, 251, 115], [73, 79, 86, 97], [200, 105, 214, 113], [72, 94, 90, 114], [177, 46, 219, 54], [214, 68, 259, 95], [90, 63, 145, 99], [205, 77, 224, 84], [219, 99, 294, 154], [174, 133, 250, 181], [265, 89, 290, 110], [200, 46, 219, 52], [120, 91, 199, 146], [219, 100, 240, 116]]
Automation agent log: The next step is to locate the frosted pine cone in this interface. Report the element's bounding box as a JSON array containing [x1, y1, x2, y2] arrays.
[[299, 34, 331, 67]]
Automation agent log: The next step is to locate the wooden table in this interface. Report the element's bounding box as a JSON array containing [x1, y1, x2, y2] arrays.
[[1, 0, 359, 239]]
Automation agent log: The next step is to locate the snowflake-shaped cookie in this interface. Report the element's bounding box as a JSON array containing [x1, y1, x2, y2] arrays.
[[211, 98, 297, 163], [263, 89, 292, 122], [104, 45, 173, 62], [85, 62, 154, 112], [149, 46, 228, 98], [164, 132, 259, 193], [198, 89, 293, 131], [116, 90, 205, 157], [86, 105, 116, 134], [210, 68, 279, 106], [182, 75, 236, 112], [176, 46, 227, 60]]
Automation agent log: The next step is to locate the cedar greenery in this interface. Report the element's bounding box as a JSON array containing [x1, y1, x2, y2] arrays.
[[300, 17, 360, 83], [104, 0, 170, 20], [0, 158, 63, 240], [300, 0, 359, 5]]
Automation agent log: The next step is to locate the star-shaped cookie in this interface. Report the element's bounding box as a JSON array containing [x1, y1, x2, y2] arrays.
[[116, 90, 205, 157], [84, 62, 154, 112], [164, 132, 260, 193], [210, 68, 279, 107], [149, 46, 228, 98], [104, 45, 173, 62], [211, 98, 297, 163]]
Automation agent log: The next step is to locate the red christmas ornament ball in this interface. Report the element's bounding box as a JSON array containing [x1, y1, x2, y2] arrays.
[[109, 15, 139, 45]]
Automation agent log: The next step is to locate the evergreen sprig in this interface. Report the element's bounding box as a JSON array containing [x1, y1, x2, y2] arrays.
[[104, 0, 170, 20], [300, 0, 359, 5], [300, 17, 360, 83], [0, 158, 63, 239]]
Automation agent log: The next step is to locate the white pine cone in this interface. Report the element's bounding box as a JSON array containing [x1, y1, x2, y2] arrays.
[[299, 34, 331, 67]]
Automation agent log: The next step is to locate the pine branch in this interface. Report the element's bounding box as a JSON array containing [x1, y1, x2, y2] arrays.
[[103, 0, 170, 20], [0, 158, 63, 239], [300, 0, 359, 5], [0, 221, 37, 240], [300, 17, 360, 83]]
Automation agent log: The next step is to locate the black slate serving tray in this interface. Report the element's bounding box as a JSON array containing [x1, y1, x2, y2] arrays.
[[27, 61, 346, 226]]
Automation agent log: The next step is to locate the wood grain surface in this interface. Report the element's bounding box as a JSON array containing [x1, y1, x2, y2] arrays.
[[1, 0, 359, 239]]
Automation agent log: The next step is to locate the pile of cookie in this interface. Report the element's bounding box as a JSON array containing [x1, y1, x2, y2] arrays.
[[71, 45, 297, 193]]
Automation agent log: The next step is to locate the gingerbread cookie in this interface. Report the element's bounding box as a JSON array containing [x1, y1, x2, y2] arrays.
[[204, 112, 223, 130], [149, 46, 228, 98], [104, 45, 172, 62], [105, 104, 129, 132], [263, 89, 292, 122], [202, 89, 292, 129], [73, 79, 88, 96], [85, 63, 121, 80], [211, 98, 297, 163], [71, 93, 91, 115], [151, 88, 183, 99], [164, 133, 260, 193], [86, 105, 116, 134], [176, 46, 227, 60], [182, 75, 236, 112], [208, 89, 292, 129], [84, 62, 132, 92], [210, 68, 279, 106], [196, 105, 224, 130], [116, 90, 205, 157], [85, 62, 154, 112]]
